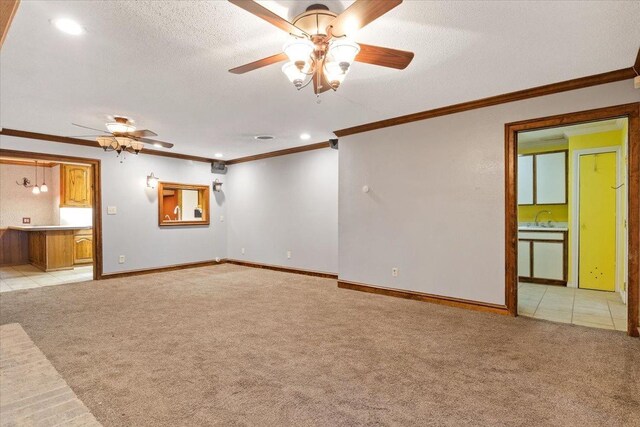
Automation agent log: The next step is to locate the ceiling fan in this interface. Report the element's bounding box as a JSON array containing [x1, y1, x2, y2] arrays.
[[228, 0, 414, 94], [71, 116, 174, 155]]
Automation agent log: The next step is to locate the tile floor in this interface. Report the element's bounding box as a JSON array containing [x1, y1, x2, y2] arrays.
[[518, 282, 627, 331], [0, 264, 93, 293]]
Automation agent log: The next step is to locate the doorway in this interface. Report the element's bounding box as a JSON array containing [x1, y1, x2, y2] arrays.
[[505, 103, 639, 337], [0, 149, 102, 287]]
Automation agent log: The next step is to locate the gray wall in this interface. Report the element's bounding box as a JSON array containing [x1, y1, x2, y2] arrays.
[[226, 148, 338, 274], [339, 80, 639, 305], [0, 136, 226, 274]]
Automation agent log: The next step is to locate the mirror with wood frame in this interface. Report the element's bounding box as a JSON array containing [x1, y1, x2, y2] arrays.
[[158, 182, 210, 226]]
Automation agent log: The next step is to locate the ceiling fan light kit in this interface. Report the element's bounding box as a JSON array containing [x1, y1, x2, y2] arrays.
[[228, 0, 413, 96]]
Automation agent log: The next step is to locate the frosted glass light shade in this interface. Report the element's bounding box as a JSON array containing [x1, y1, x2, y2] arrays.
[[106, 122, 135, 134], [130, 140, 144, 153], [115, 137, 132, 148], [328, 39, 360, 66], [32, 186, 40, 195], [40, 184, 48, 193], [324, 61, 347, 86], [282, 62, 308, 85], [97, 136, 116, 149], [283, 38, 314, 64]]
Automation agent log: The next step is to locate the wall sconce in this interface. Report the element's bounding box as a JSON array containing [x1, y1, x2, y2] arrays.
[[213, 179, 223, 192], [147, 172, 159, 189]]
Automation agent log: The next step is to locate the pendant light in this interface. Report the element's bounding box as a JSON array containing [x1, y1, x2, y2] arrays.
[[32, 161, 40, 195], [39, 163, 48, 192]]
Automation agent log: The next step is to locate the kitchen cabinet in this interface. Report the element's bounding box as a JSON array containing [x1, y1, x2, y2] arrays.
[[536, 152, 567, 204], [28, 230, 74, 272], [60, 164, 92, 207], [517, 155, 534, 205], [517, 150, 567, 205], [73, 229, 93, 265], [518, 230, 567, 285]]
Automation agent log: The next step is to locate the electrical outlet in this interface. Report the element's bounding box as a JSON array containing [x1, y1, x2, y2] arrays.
[[287, 250, 291, 259], [119, 255, 125, 264], [219, 215, 224, 222], [22, 217, 31, 224], [392, 267, 399, 277], [241, 248, 245, 255]]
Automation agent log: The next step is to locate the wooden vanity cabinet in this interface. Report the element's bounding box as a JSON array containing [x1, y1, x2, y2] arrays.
[[60, 164, 92, 207], [518, 230, 568, 285], [73, 229, 93, 265]]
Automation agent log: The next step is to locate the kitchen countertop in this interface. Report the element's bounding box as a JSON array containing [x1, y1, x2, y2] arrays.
[[518, 226, 568, 232], [8, 225, 92, 231]]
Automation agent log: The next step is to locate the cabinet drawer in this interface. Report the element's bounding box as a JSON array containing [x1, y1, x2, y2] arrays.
[[518, 231, 564, 241], [74, 228, 92, 237]]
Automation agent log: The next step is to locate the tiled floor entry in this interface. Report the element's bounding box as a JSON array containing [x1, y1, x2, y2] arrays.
[[518, 282, 627, 331], [0, 264, 93, 292]]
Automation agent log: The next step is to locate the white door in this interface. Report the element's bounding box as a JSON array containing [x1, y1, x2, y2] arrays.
[[532, 242, 564, 280], [518, 241, 531, 277], [536, 152, 566, 204], [518, 155, 534, 205]]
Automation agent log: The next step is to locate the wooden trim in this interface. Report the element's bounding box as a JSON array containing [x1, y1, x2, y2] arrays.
[[0, 128, 221, 165], [518, 277, 566, 286], [157, 182, 210, 226], [0, 0, 19, 48], [226, 259, 338, 279], [0, 159, 57, 167], [337, 280, 509, 316], [0, 148, 103, 280], [334, 68, 636, 137], [505, 102, 640, 337], [225, 141, 330, 165], [101, 259, 225, 279], [635, 47, 640, 72]]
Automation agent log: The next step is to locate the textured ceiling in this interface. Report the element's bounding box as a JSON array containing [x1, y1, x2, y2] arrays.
[[1, 1, 639, 160]]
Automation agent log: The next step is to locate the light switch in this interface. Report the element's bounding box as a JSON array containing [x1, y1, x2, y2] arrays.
[[107, 206, 117, 215], [219, 215, 224, 222]]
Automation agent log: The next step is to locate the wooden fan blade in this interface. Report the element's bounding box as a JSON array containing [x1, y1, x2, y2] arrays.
[[328, 0, 402, 37], [355, 43, 414, 69], [71, 123, 110, 134], [228, 0, 306, 37], [129, 129, 157, 137], [137, 138, 174, 149], [229, 52, 288, 74]]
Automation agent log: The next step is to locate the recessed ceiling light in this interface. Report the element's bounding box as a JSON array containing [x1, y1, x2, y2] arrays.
[[215, 153, 223, 158], [254, 135, 275, 141], [300, 133, 311, 140], [52, 18, 84, 35]]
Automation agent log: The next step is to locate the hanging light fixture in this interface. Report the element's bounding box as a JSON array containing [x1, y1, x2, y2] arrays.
[[96, 136, 144, 156], [32, 161, 40, 194], [39, 163, 48, 193]]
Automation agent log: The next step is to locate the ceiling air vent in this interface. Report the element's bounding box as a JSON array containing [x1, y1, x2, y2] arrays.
[[254, 135, 275, 141]]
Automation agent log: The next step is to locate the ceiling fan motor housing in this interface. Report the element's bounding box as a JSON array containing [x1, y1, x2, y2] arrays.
[[293, 7, 337, 37]]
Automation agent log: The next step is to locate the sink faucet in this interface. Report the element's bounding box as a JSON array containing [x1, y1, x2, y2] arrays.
[[173, 205, 181, 221], [534, 210, 552, 226]]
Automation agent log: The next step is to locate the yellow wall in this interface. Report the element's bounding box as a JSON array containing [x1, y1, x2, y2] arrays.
[[517, 142, 569, 222], [566, 129, 625, 285]]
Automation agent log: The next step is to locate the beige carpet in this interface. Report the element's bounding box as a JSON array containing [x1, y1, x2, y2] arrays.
[[0, 264, 638, 426]]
